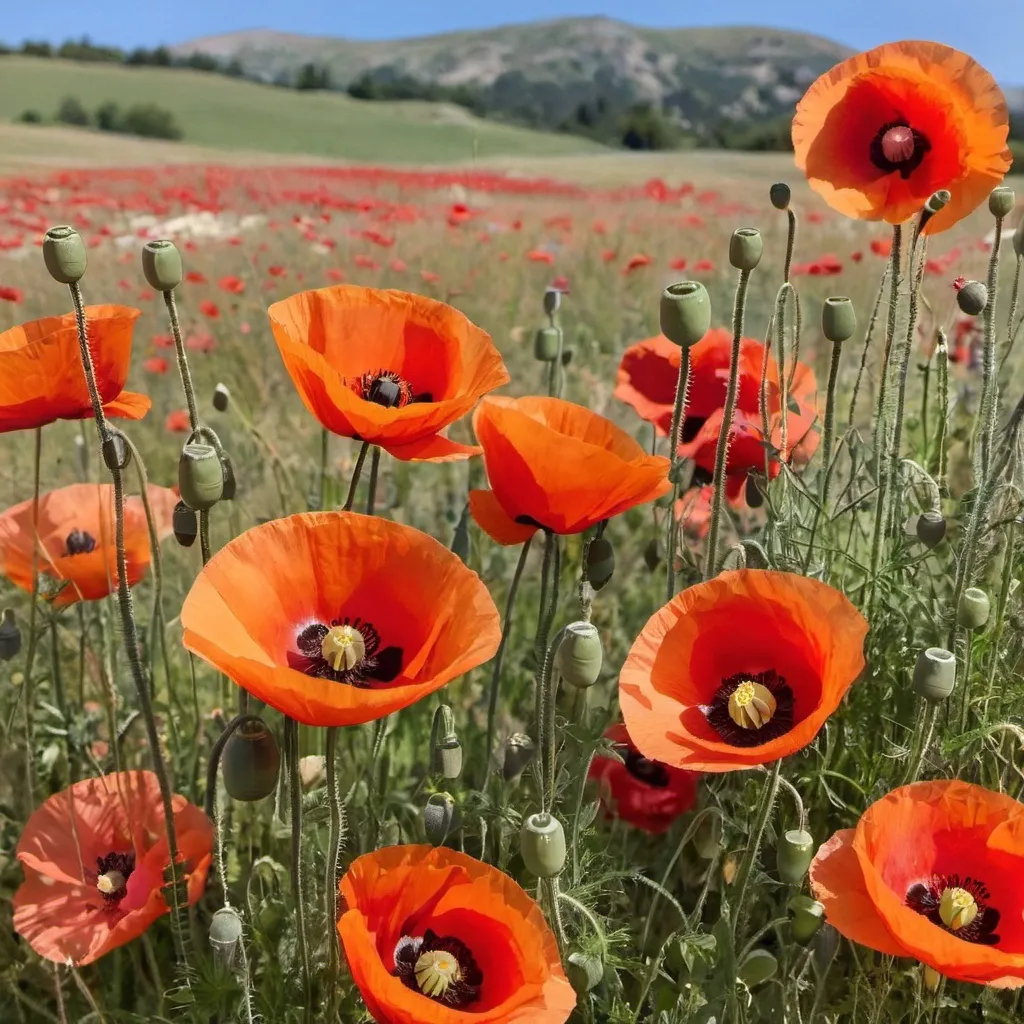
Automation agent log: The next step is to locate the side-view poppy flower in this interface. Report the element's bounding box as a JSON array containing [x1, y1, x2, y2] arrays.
[[469, 395, 671, 546], [619, 569, 867, 771], [793, 41, 1011, 233], [338, 845, 575, 1022], [810, 780, 1024, 987], [589, 723, 699, 834], [13, 770, 212, 966], [268, 285, 509, 462], [0, 483, 178, 608], [181, 511, 501, 727], [165, 409, 191, 432], [0, 305, 150, 433]]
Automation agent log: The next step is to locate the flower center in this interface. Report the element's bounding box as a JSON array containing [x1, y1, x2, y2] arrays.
[[869, 120, 931, 179], [414, 949, 462, 998], [289, 617, 403, 687], [95, 851, 135, 903], [353, 369, 415, 409], [394, 929, 482, 1008], [624, 748, 671, 788], [704, 670, 795, 747], [906, 873, 1000, 945], [320, 624, 366, 673], [939, 887, 978, 931], [880, 125, 914, 165], [727, 680, 777, 730], [65, 529, 97, 556]]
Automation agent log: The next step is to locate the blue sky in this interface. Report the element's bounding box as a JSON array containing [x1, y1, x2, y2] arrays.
[[5, 1, 1022, 82]]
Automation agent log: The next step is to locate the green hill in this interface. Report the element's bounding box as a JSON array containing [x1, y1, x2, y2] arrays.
[[0, 56, 607, 163]]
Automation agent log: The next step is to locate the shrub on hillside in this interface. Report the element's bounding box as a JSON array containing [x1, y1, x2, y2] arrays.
[[17, 109, 43, 124], [117, 103, 183, 140], [56, 96, 90, 126]]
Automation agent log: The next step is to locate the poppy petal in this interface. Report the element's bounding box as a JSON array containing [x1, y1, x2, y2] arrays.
[[384, 433, 482, 463], [468, 489, 538, 546]]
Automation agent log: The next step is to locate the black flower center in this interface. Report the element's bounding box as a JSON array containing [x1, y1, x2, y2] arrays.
[[351, 369, 433, 409], [703, 669, 795, 747], [906, 874, 1001, 945], [95, 850, 135, 903], [287, 617, 402, 687], [65, 529, 97, 556], [625, 748, 671, 788], [870, 120, 931, 179], [393, 929, 482, 1008]]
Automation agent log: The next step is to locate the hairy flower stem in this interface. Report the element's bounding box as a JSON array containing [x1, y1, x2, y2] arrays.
[[986, 520, 1016, 720], [903, 704, 937, 784], [342, 441, 370, 511], [21, 426, 43, 808], [162, 289, 199, 432], [976, 213, 1004, 479], [533, 531, 560, 804], [775, 283, 791, 454], [731, 760, 781, 944], [324, 725, 345, 987], [704, 269, 752, 580], [664, 349, 692, 600], [783, 208, 797, 284], [932, 332, 950, 491], [848, 268, 889, 427], [285, 717, 312, 1018]]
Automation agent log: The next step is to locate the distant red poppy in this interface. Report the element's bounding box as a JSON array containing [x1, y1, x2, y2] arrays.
[[355, 255, 380, 270], [199, 299, 219, 319], [624, 253, 653, 274], [186, 333, 215, 354], [669, 258, 687, 271], [692, 259, 715, 272], [143, 357, 169, 375], [0, 285, 23, 303], [152, 332, 174, 349], [871, 238, 893, 258], [267, 264, 287, 277], [218, 275, 245, 295], [185, 271, 207, 284], [389, 259, 408, 273], [527, 249, 555, 265], [792, 254, 844, 276], [165, 409, 191, 432]]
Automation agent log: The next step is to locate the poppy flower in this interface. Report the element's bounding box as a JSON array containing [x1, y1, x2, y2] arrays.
[[185, 271, 207, 284], [619, 569, 867, 772], [143, 356, 169, 375], [181, 512, 501, 727], [468, 396, 670, 546], [810, 780, 1024, 987], [0, 483, 178, 608], [199, 299, 220, 319], [623, 253, 653, 274], [0, 306, 150, 433], [218, 275, 245, 295], [338, 845, 575, 1022], [0, 285, 23, 303], [165, 409, 191, 432], [589, 724, 699, 834], [613, 333, 681, 436], [268, 285, 508, 462], [793, 41, 1012, 234], [13, 770, 212, 966]]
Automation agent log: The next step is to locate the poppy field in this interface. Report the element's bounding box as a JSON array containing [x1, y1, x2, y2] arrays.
[[2, 39, 1024, 1024]]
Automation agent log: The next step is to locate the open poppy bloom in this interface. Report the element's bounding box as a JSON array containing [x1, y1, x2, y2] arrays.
[[469, 396, 670, 546], [588, 724, 699, 834], [268, 285, 509, 462], [793, 41, 1011, 234], [13, 771, 212, 966], [181, 512, 501, 726], [0, 483, 178, 608], [810, 780, 1024, 987], [619, 570, 867, 772], [338, 845, 575, 1022], [0, 305, 150, 432]]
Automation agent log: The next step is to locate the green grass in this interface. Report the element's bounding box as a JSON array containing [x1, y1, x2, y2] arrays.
[[0, 56, 607, 163]]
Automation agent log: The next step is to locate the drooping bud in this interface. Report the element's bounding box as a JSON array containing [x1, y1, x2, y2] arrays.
[[43, 225, 87, 284], [431, 704, 462, 780], [543, 288, 562, 317], [769, 182, 791, 211], [957, 587, 990, 630], [788, 895, 826, 945], [738, 949, 777, 988], [213, 383, 231, 412], [172, 500, 198, 548], [222, 718, 281, 801], [956, 280, 988, 317], [178, 442, 224, 511], [141, 239, 183, 292], [554, 621, 603, 689], [220, 456, 237, 501], [585, 536, 614, 590], [502, 732, 535, 781], [659, 281, 711, 349], [777, 829, 815, 885], [0, 608, 22, 661], [812, 924, 840, 976], [101, 430, 131, 473], [566, 951, 604, 994], [729, 228, 763, 272], [643, 538, 661, 571], [924, 189, 950, 215], [423, 792, 457, 845], [520, 812, 566, 878], [913, 647, 956, 703], [989, 187, 1016, 220], [208, 905, 244, 970], [915, 510, 947, 549], [745, 474, 764, 509], [534, 326, 560, 362], [821, 296, 856, 344]]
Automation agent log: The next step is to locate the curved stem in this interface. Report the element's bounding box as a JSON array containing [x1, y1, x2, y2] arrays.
[[342, 441, 370, 512], [848, 267, 889, 427], [976, 215, 1004, 479], [162, 289, 199, 432]]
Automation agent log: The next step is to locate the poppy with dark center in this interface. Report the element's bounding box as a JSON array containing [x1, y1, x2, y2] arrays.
[[0, 305, 150, 433], [793, 41, 1011, 233], [13, 771, 212, 966], [588, 724, 700, 834], [810, 780, 1024, 986], [268, 285, 509, 462], [338, 845, 575, 1022], [0, 483, 178, 608], [619, 570, 867, 772], [468, 395, 671, 546], [181, 512, 501, 727]]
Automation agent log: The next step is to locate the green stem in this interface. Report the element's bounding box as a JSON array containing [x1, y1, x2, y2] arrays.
[[731, 760, 781, 943], [342, 441, 370, 512], [665, 348, 692, 601], [848, 267, 889, 426], [162, 289, 199, 433], [324, 725, 345, 988], [365, 446, 380, 515], [285, 718, 312, 1018], [986, 520, 1016, 720], [976, 214, 1004, 479], [783, 208, 797, 284], [319, 428, 329, 510], [22, 425, 43, 809], [903, 704, 937, 784], [533, 531, 560, 804], [932, 333, 949, 491]]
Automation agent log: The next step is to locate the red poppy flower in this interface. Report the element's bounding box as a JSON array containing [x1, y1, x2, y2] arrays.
[[0, 284, 23, 303], [153, 332, 174, 349], [0, 483, 178, 608], [339, 845, 575, 1022], [589, 724, 699, 834], [0, 306, 150, 433], [623, 253, 653, 274], [13, 771, 212, 966], [810, 780, 1024, 987], [268, 285, 508, 462], [620, 569, 867, 771], [218, 275, 245, 295], [185, 271, 207, 284], [268, 264, 287, 277], [181, 512, 501, 727], [527, 249, 555, 265], [144, 356, 169, 375], [355, 254, 380, 270], [613, 333, 681, 436], [165, 409, 191, 432], [199, 299, 219, 319], [793, 41, 1011, 233], [692, 259, 715, 272], [469, 396, 671, 546]]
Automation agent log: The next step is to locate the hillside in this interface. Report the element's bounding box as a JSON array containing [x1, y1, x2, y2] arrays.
[[0, 56, 606, 163]]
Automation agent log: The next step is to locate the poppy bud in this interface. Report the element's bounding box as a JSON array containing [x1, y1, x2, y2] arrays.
[[915, 510, 946, 548], [431, 704, 462, 780], [0, 608, 22, 661], [922, 965, 943, 991], [554, 621, 603, 689], [543, 288, 561, 317], [222, 718, 281, 801], [745, 473, 765, 508], [101, 430, 131, 473], [1014, 218, 1024, 258], [43, 225, 87, 284], [141, 239, 183, 292], [692, 813, 722, 859], [179, 442, 224, 511], [659, 281, 711, 349], [208, 905, 244, 969], [777, 828, 815, 885], [503, 732, 535, 781], [989, 187, 1015, 219], [220, 456, 237, 501], [561, 346, 573, 367], [913, 647, 956, 703], [533, 326, 560, 361], [213, 383, 231, 412], [643, 537, 661, 571], [729, 228, 763, 272], [925, 189, 950, 215], [172, 500, 198, 548], [520, 811, 566, 878], [769, 182, 791, 211], [423, 792, 456, 845], [585, 536, 614, 590], [566, 951, 603, 994], [957, 587, 990, 630], [738, 949, 777, 988], [956, 280, 988, 317], [821, 296, 856, 344], [450, 505, 470, 564]]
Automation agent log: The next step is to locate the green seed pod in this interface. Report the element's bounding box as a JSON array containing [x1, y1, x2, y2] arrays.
[[520, 812, 566, 878], [916, 510, 947, 549], [554, 621, 603, 689], [1014, 218, 1024, 258], [213, 383, 230, 412], [692, 813, 722, 860], [209, 905, 244, 969], [745, 474, 764, 509], [101, 431, 131, 473], [172, 500, 198, 548], [141, 239, 183, 292], [769, 182, 791, 211], [913, 647, 956, 703], [821, 297, 856, 344], [503, 732, 535, 781], [566, 952, 604, 994], [43, 225, 87, 284], [0, 608, 22, 661], [534, 326, 560, 362], [729, 228, 763, 272], [659, 281, 711, 349], [957, 280, 988, 317], [788, 895, 826, 946], [222, 718, 281, 801], [643, 538, 661, 571], [989, 187, 1016, 219], [423, 792, 456, 845], [957, 587, 991, 630], [220, 456, 237, 501], [585, 536, 615, 590], [178, 442, 224, 511], [543, 288, 561, 317], [431, 704, 462, 780], [738, 949, 777, 988], [777, 829, 815, 885], [436, 737, 463, 780]]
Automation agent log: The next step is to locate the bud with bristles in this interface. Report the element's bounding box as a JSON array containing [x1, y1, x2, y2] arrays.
[[222, 718, 280, 801], [209, 905, 244, 970], [956, 280, 988, 317], [172, 500, 198, 548], [423, 792, 457, 845], [585, 536, 614, 590], [502, 733, 534, 781]]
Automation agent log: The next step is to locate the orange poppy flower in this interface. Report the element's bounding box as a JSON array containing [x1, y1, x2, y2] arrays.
[[181, 512, 501, 727], [268, 285, 509, 462], [338, 845, 575, 1022], [0, 483, 178, 608], [810, 780, 1024, 987], [793, 41, 1012, 234], [619, 569, 867, 772], [0, 305, 150, 433], [468, 396, 671, 546], [13, 770, 212, 966]]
